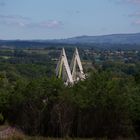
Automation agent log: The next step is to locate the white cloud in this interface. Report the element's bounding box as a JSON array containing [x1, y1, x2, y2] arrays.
[[115, 0, 140, 4], [128, 11, 140, 25], [0, 15, 30, 27], [39, 20, 62, 28], [0, 14, 63, 29], [129, 11, 140, 17], [133, 19, 140, 25], [121, 0, 140, 4], [0, 15, 30, 20], [127, 0, 140, 3]]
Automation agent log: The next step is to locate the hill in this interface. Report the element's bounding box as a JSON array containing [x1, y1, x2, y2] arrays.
[[0, 33, 140, 49], [50, 33, 140, 44]]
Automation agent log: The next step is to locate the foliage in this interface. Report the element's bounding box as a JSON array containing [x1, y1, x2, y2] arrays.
[[0, 47, 140, 139], [0, 71, 139, 138]]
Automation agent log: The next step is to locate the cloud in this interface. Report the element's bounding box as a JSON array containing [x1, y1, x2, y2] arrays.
[[0, 15, 30, 20], [133, 19, 140, 25], [129, 11, 140, 17], [116, 0, 140, 4], [0, 15, 30, 27], [0, 14, 63, 29], [126, 0, 140, 3], [128, 11, 140, 25], [121, 0, 140, 4], [27, 20, 63, 29], [39, 20, 62, 28]]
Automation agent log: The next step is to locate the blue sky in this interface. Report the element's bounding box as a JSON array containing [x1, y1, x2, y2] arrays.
[[0, 0, 140, 39]]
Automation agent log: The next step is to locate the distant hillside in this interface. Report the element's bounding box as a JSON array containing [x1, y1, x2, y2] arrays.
[[50, 33, 140, 44], [0, 33, 140, 49]]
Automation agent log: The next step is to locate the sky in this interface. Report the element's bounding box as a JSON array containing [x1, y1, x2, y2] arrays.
[[0, 0, 140, 39]]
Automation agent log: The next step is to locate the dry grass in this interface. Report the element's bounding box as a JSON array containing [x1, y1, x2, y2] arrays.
[[2, 135, 136, 140], [0, 127, 136, 140], [0, 124, 9, 131]]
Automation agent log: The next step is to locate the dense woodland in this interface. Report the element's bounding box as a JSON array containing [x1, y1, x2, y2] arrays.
[[0, 46, 140, 139]]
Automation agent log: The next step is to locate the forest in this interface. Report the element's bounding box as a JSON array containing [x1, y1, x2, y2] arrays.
[[0, 46, 140, 139]]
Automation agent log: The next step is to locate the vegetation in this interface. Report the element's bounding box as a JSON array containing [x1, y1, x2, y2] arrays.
[[0, 47, 140, 139]]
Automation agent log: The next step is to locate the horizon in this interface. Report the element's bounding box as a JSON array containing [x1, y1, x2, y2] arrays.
[[0, 0, 140, 39], [0, 32, 140, 40]]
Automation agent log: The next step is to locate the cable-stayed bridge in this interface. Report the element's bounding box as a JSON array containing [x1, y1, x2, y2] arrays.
[[56, 48, 85, 85]]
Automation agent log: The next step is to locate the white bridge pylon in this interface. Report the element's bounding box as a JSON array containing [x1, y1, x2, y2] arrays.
[[56, 48, 85, 84], [70, 48, 85, 82], [56, 48, 74, 84]]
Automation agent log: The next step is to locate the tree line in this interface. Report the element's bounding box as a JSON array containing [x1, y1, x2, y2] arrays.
[[0, 70, 140, 139]]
